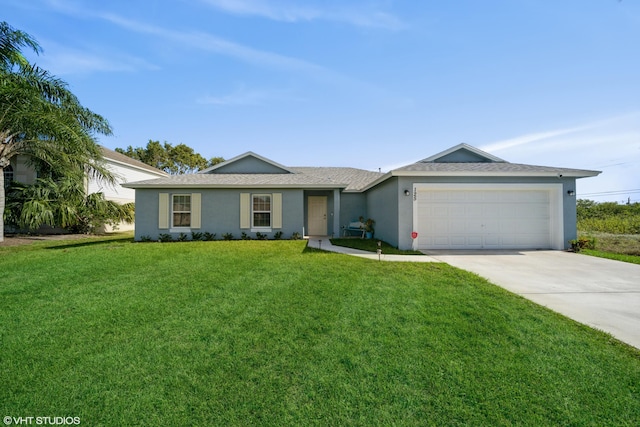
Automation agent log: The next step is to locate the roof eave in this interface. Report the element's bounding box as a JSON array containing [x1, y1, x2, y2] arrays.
[[122, 183, 348, 189], [390, 170, 601, 178]]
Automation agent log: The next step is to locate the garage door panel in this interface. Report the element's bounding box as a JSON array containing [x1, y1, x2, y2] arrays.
[[416, 188, 555, 250]]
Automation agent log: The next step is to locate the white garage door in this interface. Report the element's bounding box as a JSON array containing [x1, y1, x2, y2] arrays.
[[414, 184, 562, 250]]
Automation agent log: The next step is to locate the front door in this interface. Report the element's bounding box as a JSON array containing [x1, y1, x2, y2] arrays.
[[308, 196, 327, 235]]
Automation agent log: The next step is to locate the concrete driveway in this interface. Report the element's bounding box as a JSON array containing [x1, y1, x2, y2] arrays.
[[428, 251, 640, 349]]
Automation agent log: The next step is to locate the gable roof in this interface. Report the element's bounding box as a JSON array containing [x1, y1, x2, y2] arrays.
[[123, 144, 600, 191], [420, 143, 506, 163], [101, 146, 168, 177], [200, 151, 293, 174]]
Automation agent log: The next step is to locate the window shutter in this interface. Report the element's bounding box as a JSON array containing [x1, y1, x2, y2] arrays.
[[158, 193, 169, 229], [191, 193, 201, 229], [240, 193, 250, 229], [272, 193, 282, 229]]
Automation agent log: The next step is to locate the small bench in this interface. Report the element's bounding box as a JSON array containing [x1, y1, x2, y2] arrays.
[[343, 221, 365, 238]]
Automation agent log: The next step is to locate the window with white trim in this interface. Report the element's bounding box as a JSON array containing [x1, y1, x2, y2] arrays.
[[172, 194, 191, 227], [252, 194, 271, 228], [3, 165, 13, 189]]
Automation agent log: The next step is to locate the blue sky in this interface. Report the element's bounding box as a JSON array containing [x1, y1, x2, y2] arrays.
[[4, 0, 640, 202]]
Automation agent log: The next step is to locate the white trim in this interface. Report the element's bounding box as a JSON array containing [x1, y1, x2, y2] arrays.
[[123, 183, 346, 189], [392, 170, 599, 178], [171, 193, 193, 228], [412, 183, 564, 250], [251, 193, 272, 229]]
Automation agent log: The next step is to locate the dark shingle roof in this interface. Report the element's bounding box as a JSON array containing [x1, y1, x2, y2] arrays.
[[393, 162, 600, 176], [123, 166, 384, 190]]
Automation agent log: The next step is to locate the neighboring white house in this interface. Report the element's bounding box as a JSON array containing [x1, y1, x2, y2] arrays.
[[88, 147, 168, 231], [4, 146, 168, 232]]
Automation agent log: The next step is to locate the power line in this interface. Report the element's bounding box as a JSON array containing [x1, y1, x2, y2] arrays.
[[578, 188, 640, 197]]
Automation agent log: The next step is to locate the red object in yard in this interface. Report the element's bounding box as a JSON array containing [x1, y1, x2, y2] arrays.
[[411, 231, 418, 239]]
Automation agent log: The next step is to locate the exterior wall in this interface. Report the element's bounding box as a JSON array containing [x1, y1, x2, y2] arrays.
[[134, 188, 304, 241], [366, 177, 400, 247], [394, 175, 579, 250], [211, 157, 288, 174], [339, 193, 367, 231], [87, 160, 164, 204], [435, 150, 491, 163], [89, 159, 165, 232]]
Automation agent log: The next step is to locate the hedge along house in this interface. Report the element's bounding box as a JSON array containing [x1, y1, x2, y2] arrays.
[[123, 144, 600, 250]]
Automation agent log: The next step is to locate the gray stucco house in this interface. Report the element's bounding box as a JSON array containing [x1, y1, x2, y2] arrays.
[[123, 144, 600, 250]]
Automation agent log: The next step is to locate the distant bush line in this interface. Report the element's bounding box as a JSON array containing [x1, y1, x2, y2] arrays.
[[577, 199, 640, 234]]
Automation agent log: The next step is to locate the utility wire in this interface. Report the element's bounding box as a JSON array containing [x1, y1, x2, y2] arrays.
[[578, 188, 640, 197]]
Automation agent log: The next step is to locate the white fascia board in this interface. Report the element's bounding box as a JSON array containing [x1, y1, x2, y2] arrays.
[[390, 170, 601, 178], [121, 183, 348, 189]]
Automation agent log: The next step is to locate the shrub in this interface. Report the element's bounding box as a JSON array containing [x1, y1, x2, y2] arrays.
[[222, 233, 234, 240], [291, 232, 302, 240], [177, 232, 189, 242], [191, 231, 204, 241], [158, 233, 173, 243], [203, 232, 216, 241], [274, 231, 283, 240], [139, 235, 153, 242], [241, 232, 251, 240], [577, 200, 640, 234], [569, 236, 596, 252], [255, 232, 267, 240]]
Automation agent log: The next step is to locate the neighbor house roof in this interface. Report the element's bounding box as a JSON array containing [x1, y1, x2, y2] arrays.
[[101, 146, 168, 177]]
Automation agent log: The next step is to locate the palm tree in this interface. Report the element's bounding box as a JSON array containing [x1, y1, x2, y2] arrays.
[[0, 22, 113, 241]]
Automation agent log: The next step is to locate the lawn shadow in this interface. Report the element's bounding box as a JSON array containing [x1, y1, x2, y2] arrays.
[[46, 237, 134, 250]]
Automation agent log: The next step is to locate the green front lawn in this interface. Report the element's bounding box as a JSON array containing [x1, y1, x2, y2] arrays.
[[1, 238, 639, 425]]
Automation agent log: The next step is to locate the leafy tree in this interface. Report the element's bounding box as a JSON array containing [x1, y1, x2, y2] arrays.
[[116, 140, 224, 174], [1, 22, 113, 241]]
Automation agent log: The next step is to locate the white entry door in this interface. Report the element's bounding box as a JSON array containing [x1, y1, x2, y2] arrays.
[[308, 196, 327, 235]]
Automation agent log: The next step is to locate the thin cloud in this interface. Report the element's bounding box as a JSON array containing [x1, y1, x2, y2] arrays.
[[198, 87, 270, 106], [40, 0, 327, 72], [198, 85, 306, 106], [48, 5, 331, 74], [35, 41, 160, 75], [199, 0, 407, 30], [481, 112, 640, 154]]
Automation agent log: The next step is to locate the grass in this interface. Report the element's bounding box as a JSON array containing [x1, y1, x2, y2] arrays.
[[578, 231, 640, 255], [580, 249, 640, 265], [2, 237, 640, 425], [577, 231, 640, 264], [330, 238, 424, 255]]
